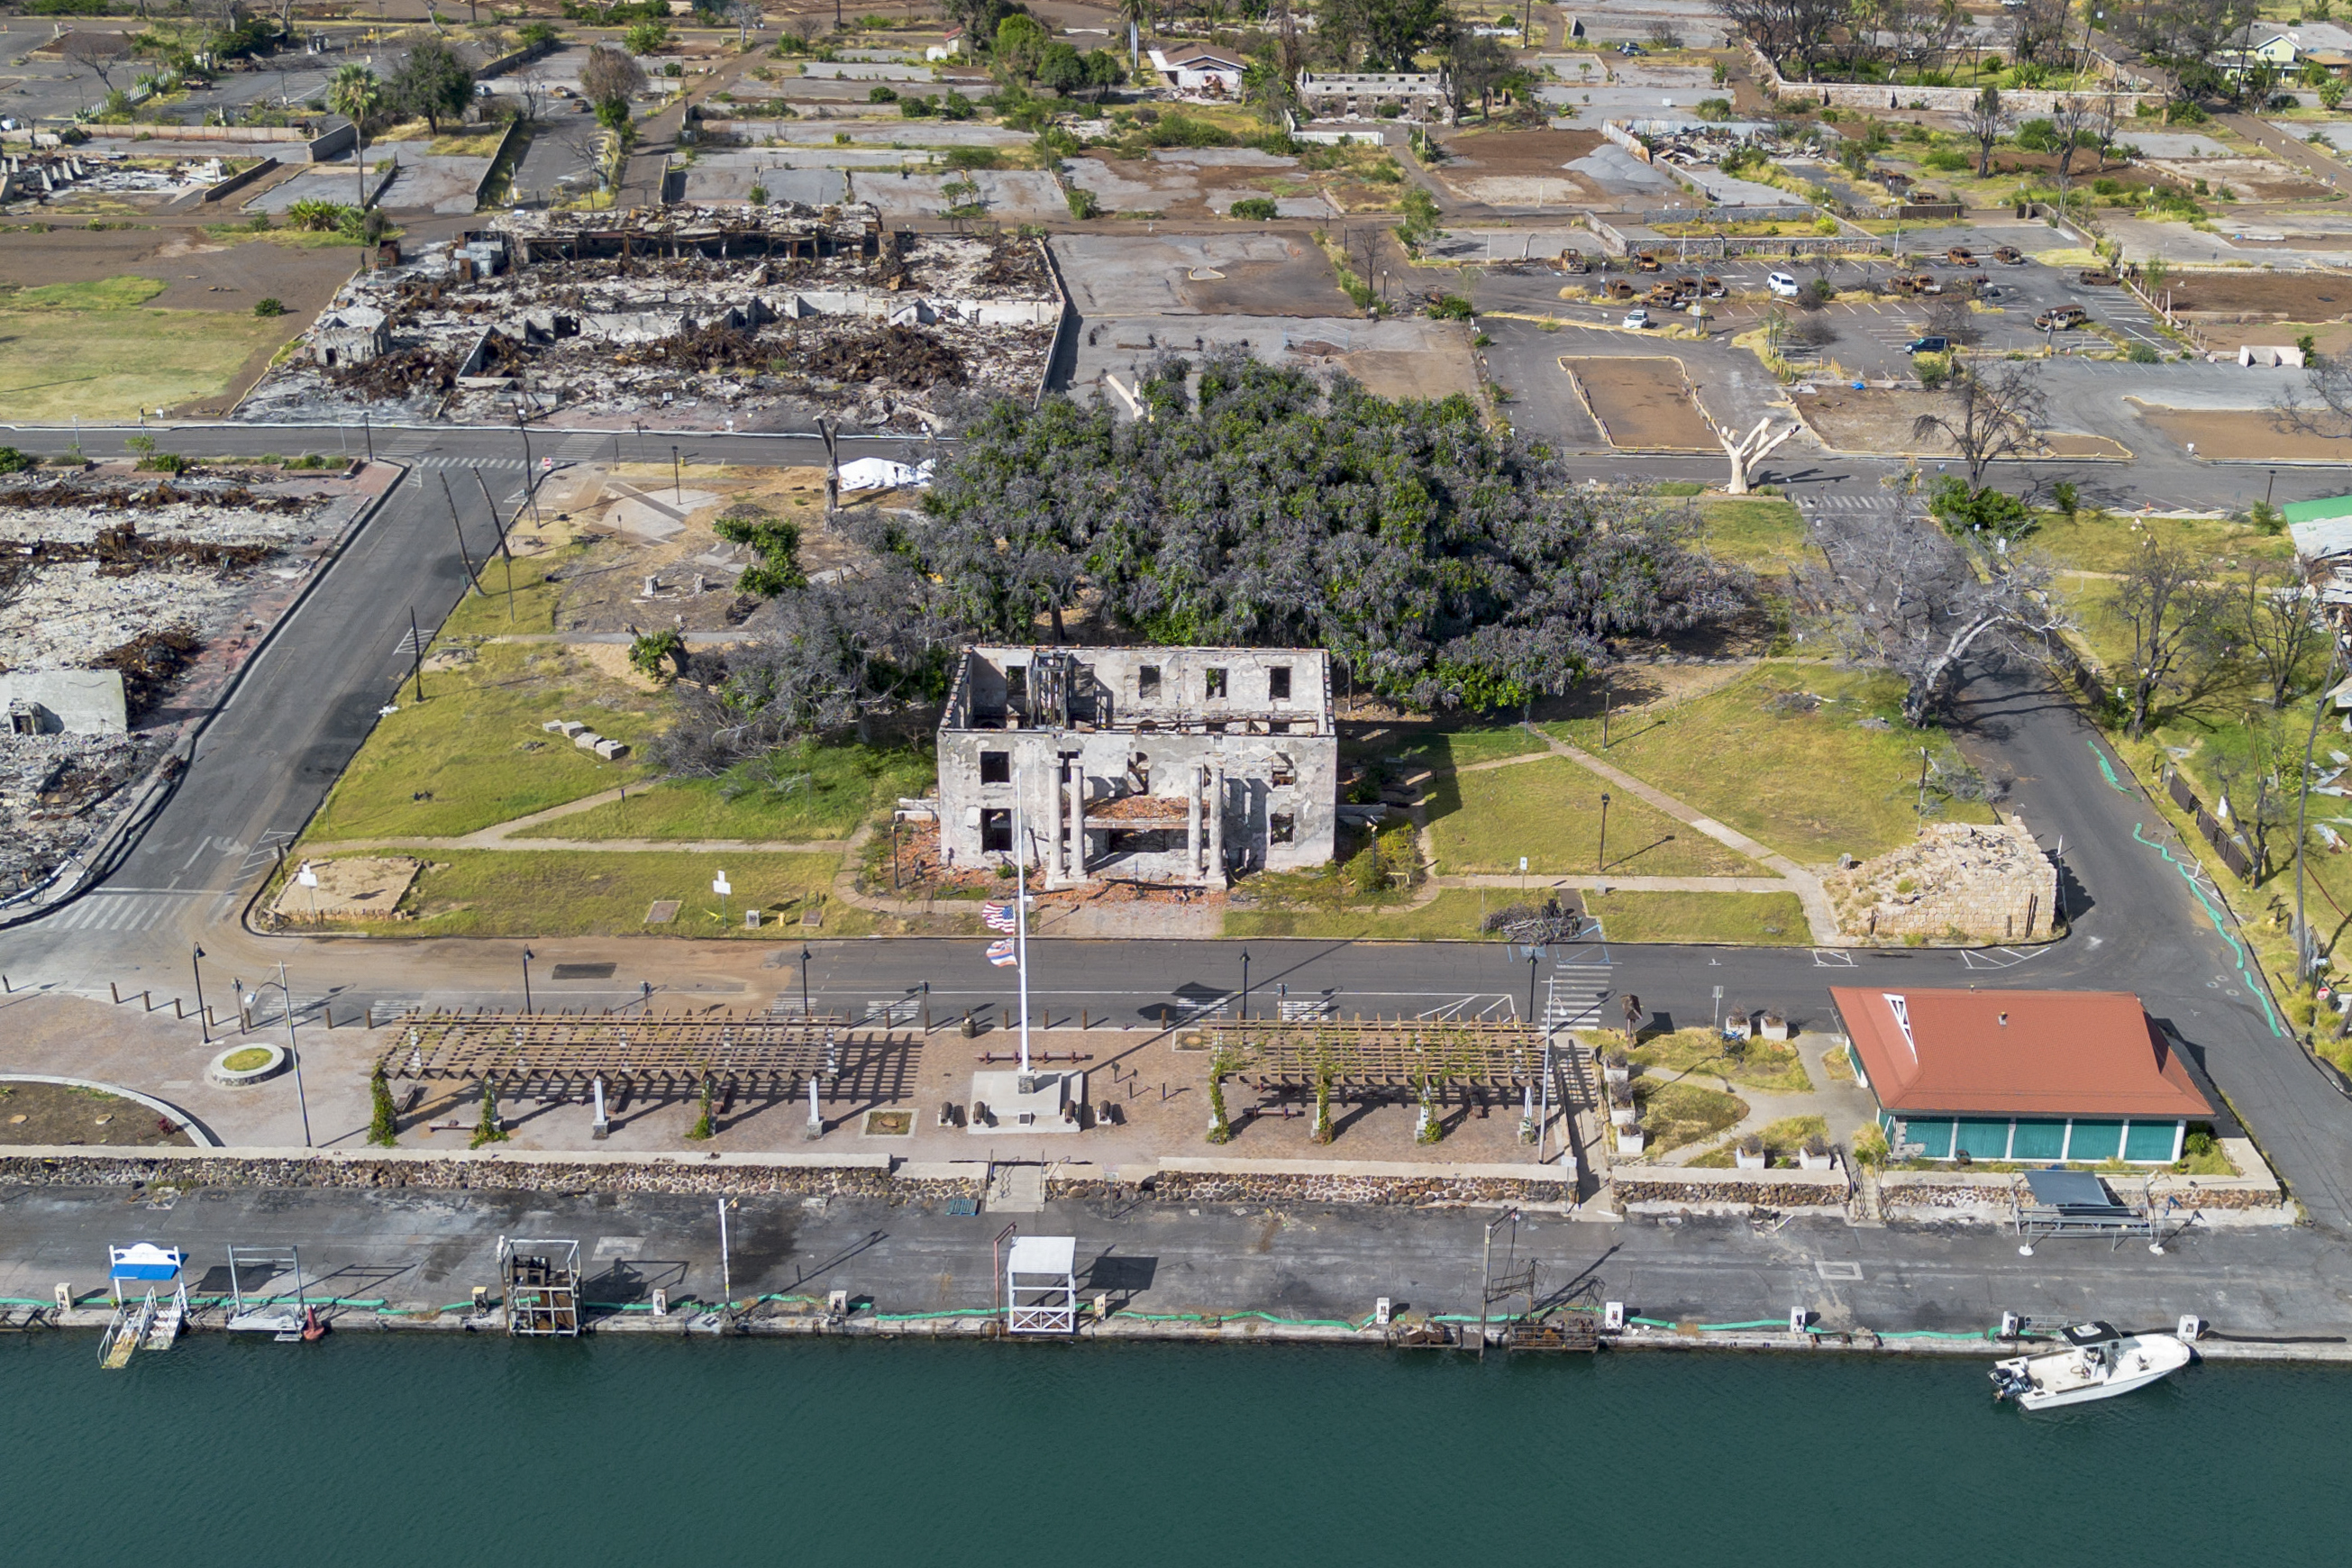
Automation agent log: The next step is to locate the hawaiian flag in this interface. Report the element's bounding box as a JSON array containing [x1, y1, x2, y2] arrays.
[[985, 938, 1019, 967], [981, 899, 1018, 934]]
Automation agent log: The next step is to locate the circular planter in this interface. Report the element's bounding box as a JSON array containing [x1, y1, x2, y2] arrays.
[[206, 1043, 287, 1089]]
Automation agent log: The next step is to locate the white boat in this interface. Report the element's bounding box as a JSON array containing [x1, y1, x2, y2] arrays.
[[1991, 1321, 2192, 1410]]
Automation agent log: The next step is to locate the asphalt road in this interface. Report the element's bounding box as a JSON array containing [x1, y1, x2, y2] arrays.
[[6, 1182, 2346, 1343]]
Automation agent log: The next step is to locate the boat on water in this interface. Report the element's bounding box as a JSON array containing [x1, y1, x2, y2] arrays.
[[1992, 1322, 2192, 1410]]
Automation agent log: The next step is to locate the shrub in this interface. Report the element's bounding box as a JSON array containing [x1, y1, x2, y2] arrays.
[[1915, 353, 1949, 389], [748, 184, 768, 204], [868, 84, 898, 103], [2051, 480, 2078, 517], [1694, 96, 1731, 122], [1428, 294, 1473, 320], [942, 144, 1000, 169], [1228, 196, 1277, 220], [368, 1066, 398, 1147], [1851, 1123, 1890, 1167], [285, 197, 354, 232], [1066, 186, 1099, 219], [2126, 342, 2158, 363], [0, 447, 31, 474], [899, 94, 934, 116], [245, 211, 272, 232], [1929, 475, 2036, 539], [1922, 149, 1968, 171], [253, 296, 286, 317]]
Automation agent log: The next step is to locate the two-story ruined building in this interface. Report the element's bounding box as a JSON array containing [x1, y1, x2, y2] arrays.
[[934, 646, 1338, 888]]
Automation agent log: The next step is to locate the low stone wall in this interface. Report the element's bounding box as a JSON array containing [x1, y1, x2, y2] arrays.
[[0, 1146, 925, 1199], [1135, 1155, 1574, 1207], [1737, 36, 2165, 117], [1878, 1161, 2288, 1220], [1613, 1167, 1849, 1208]]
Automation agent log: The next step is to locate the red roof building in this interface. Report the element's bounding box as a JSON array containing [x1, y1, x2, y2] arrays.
[[1828, 987, 2210, 1164]]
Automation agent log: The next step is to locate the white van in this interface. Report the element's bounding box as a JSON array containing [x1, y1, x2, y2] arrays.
[[1767, 271, 1801, 297]]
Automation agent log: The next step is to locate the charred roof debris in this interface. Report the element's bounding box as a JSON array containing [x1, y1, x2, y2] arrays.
[[240, 204, 1065, 433]]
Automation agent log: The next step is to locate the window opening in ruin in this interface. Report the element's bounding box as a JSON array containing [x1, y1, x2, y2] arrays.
[[1005, 664, 1028, 712], [1269, 813, 1295, 845], [980, 750, 1011, 784], [1128, 752, 1150, 792], [1271, 758, 1297, 788], [1206, 667, 1228, 699], [1268, 665, 1291, 700], [981, 808, 1013, 852], [1106, 828, 1181, 855], [1137, 664, 1161, 698]]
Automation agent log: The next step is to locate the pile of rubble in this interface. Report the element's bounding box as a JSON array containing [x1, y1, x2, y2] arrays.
[[1824, 821, 2059, 944], [0, 465, 356, 898], [240, 205, 1063, 432], [0, 472, 330, 675]]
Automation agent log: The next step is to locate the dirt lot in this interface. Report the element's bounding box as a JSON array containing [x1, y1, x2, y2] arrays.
[[2139, 155, 2337, 204], [0, 1079, 196, 1147], [2131, 402, 2352, 460], [2156, 268, 2352, 320], [1797, 386, 2128, 457], [1426, 127, 1609, 207], [1561, 354, 1716, 451]]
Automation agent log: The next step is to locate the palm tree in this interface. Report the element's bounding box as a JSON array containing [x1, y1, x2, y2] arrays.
[[327, 64, 382, 214]]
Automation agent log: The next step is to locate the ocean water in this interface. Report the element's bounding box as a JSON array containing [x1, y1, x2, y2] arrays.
[[1, 1333, 2342, 1566]]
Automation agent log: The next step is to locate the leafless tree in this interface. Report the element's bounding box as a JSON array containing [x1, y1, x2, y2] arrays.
[[2048, 93, 2108, 215], [2275, 358, 2352, 442], [1923, 292, 1981, 345], [1712, 0, 1846, 79], [2112, 540, 2231, 736], [60, 32, 125, 94], [727, 0, 763, 48], [2238, 560, 2327, 711], [579, 43, 648, 110], [1802, 505, 2070, 724], [2210, 715, 2299, 877], [1964, 83, 2007, 178], [1910, 360, 2047, 488]]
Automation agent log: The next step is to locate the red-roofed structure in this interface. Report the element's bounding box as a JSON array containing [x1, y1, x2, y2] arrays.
[[1828, 987, 2210, 1165]]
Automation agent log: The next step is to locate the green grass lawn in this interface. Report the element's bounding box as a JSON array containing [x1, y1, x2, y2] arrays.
[[1694, 496, 1810, 575], [309, 849, 865, 938], [2029, 510, 2290, 574], [1222, 889, 1493, 941], [1625, 1026, 1815, 1092], [549, 743, 935, 843], [1633, 1079, 1747, 1154], [0, 274, 287, 421], [1547, 663, 1994, 862], [441, 545, 579, 636], [1427, 754, 1760, 877], [305, 642, 656, 841], [1346, 723, 1547, 770], [1583, 889, 1810, 944], [1686, 1113, 1830, 1166]]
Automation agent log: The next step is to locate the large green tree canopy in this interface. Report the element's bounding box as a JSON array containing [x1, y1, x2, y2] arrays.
[[881, 351, 1734, 712]]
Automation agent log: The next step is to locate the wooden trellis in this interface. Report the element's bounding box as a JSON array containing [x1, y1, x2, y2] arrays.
[[1206, 1018, 1545, 1092], [377, 1010, 919, 1104]]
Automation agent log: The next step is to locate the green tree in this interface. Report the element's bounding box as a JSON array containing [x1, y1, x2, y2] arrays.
[[1327, 0, 1448, 69], [326, 64, 383, 213], [1082, 48, 1126, 103], [623, 18, 672, 53], [390, 38, 475, 133], [1397, 182, 1443, 251], [995, 14, 1050, 83], [714, 505, 807, 596], [1036, 39, 1087, 95], [368, 1065, 398, 1147], [631, 627, 687, 682]]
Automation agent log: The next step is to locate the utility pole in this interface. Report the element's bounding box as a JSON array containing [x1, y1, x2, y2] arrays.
[[438, 472, 479, 593], [1478, 1208, 1519, 1361], [1596, 791, 1611, 872], [407, 606, 424, 702]]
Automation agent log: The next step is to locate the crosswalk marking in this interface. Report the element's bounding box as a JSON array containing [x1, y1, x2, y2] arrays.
[[556, 433, 609, 459], [43, 890, 204, 934], [1798, 494, 1901, 512], [408, 454, 525, 470]]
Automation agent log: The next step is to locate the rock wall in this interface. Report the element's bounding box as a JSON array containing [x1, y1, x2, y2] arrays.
[[1825, 821, 2057, 943]]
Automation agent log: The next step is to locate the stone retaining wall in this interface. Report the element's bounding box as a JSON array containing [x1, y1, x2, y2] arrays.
[[1613, 1170, 1848, 1207], [1139, 1170, 1573, 1205], [0, 1149, 922, 1200], [1737, 36, 2165, 116]]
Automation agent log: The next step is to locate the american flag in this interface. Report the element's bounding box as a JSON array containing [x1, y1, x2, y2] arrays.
[[981, 899, 1017, 934], [985, 938, 1018, 968]]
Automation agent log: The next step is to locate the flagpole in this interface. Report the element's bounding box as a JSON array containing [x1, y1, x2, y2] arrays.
[[1013, 767, 1032, 1075]]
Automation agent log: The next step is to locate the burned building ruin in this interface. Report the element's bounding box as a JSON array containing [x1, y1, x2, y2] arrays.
[[935, 647, 1338, 889], [241, 204, 1064, 430]]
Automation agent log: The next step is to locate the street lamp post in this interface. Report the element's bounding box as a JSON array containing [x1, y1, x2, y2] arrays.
[[1597, 791, 1611, 873], [1239, 949, 1252, 1021], [247, 965, 313, 1147], [191, 944, 210, 1045], [521, 946, 534, 1014], [799, 944, 813, 1017], [1527, 947, 1540, 1027]]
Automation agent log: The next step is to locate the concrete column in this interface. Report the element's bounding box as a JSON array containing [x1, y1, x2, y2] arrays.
[[1066, 757, 1085, 883], [1187, 763, 1202, 877], [1208, 765, 1226, 883]]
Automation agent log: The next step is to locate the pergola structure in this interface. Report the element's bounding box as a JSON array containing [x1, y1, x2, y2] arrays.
[[377, 1009, 920, 1107], [1203, 1018, 1569, 1097]]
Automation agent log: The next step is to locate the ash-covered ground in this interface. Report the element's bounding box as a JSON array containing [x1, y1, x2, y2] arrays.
[[238, 206, 1062, 433], [0, 464, 368, 897]]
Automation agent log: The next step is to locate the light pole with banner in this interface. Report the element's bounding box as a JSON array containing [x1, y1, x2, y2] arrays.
[[521, 946, 535, 1014]]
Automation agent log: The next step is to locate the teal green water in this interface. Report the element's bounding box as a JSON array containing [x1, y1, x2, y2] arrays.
[[2, 1336, 2342, 1565]]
